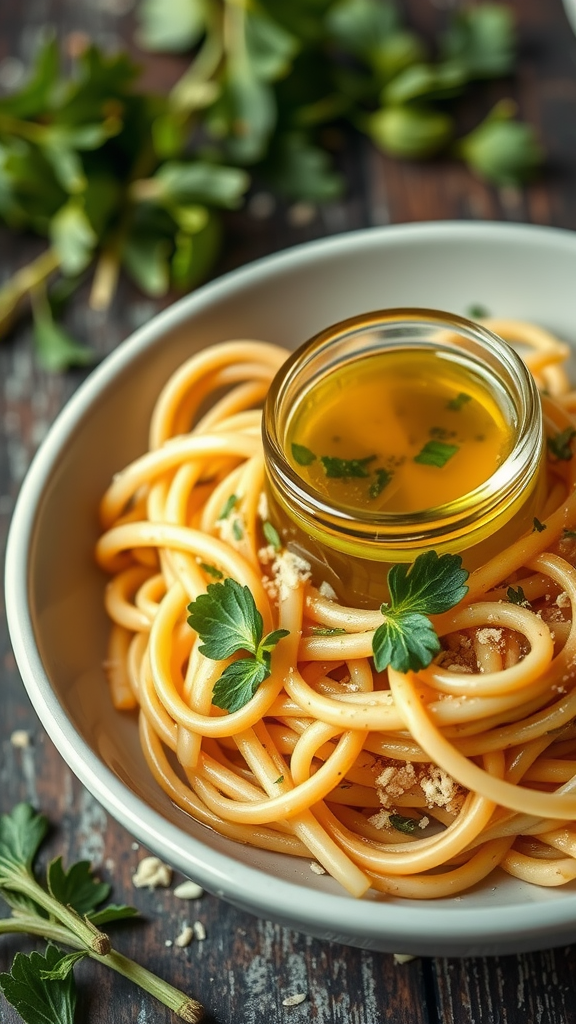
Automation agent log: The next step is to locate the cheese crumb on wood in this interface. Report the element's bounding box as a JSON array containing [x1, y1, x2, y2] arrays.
[[10, 729, 31, 748], [282, 993, 307, 1007], [193, 920, 206, 940], [173, 880, 204, 900], [393, 953, 416, 964], [175, 925, 194, 948], [132, 855, 172, 889]]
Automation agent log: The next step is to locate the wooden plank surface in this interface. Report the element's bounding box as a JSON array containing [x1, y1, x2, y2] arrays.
[[2, 0, 576, 1021]]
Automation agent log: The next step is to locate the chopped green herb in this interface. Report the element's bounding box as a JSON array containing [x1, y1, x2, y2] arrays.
[[320, 454, 376, 479], [218, 493, 238, 520], [467, 304, 490, 319], [507, 585, 529, 606], [533, 517, 546, 533], [389, 814, 419, 835], [291, 443, 317, 466], [372, 550, 469, 673], [309, 626, 347, 637], [548, 428, 576, 462], [447, 392, 472, 412], [369, 467, 393, 498], [187, 578, 289, 712], [274, 775, 284, 785], [414, 440, 459, 468], [263, 520, 281, 551], [232, 518, 244, 541], [199, 562, 224, 580]]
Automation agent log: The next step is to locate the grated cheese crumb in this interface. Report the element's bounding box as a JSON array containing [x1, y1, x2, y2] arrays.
[[132, 856, 172, 890], [556, 591, 571, 609], [165, 939, 173, 948], [318, 581, 337, 601], [446, 664, 473, 674], [282, 993, 307, 1007], [174, 925, 194, 948], [309, 861, 326, 875], [216, 511, 245, 545], [257, 491, 270, 521], [367, 809, 391, 830], [419, 816, 430, 830], [258, 544, 277, 566], [174, 880, 204, 900], [10, 729, 31, 748], [476, 628, 503, 646], [420, 766, 458, 809], [271, 550, 312, 602], [193, 920, 206, 941]]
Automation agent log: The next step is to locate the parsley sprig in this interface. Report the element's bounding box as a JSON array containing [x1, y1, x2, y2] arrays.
[[372, 551, 469, 673], [0, 804, 202, 1023], [187, 578, 288, 712]]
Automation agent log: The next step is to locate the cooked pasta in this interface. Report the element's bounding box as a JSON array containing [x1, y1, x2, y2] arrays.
[[96, 322, 576, 899]]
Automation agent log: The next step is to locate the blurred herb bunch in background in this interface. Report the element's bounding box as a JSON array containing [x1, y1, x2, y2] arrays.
[[0, 0, 542, 370]]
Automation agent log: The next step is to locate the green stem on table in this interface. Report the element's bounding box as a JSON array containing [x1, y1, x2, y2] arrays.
[[169, 16, 224, 114], [4, 872, 110, 954], [0, 247, 61, 336], [0, 916, 204, 1023]]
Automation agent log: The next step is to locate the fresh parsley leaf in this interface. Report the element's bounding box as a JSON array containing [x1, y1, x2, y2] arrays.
[[414, 439, 459, 467], [372, 610, 441, 673], [199, 562, 224, 580], [507, 585, 529, 607], [187, 578, 264, 659], [0, 944, 77, 1024], [187, 579, 288, 711], [274, 775, 284, 785], [446, 392, 471, 412], [218, 494, 238, 520], [309, 626, 347, 636], [39, 950, 89, 983], [291, 443, 317, 466], [387, 550, 469, 616], [372, 551, 469, 673], [212, 657, 269, 713], [232, 518, 244, 541], [369, 467, 393, 498], [548, 428, 576, 462], [389, 814, 419, 835], [263, 520, 281, 551], [320, 454, 376, 478], [533, 517, 546, 533], [0, 803, 48, 880], [88, 903, 139, 926], [47, 856, 110, 917]]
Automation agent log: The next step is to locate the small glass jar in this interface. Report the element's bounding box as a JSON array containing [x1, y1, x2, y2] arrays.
[[262, 308, 546, 608]]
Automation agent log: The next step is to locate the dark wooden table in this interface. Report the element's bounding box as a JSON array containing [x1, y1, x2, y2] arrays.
[[2, 1, 576, 1021]]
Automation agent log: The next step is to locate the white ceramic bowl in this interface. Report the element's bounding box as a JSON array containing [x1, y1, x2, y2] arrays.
[[7, 221, 576, 957]]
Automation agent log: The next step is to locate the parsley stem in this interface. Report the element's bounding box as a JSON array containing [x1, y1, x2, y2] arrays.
[[4, 869, 111, 954], [0, 916, 204, 1022], [0, 248, 61, 337]]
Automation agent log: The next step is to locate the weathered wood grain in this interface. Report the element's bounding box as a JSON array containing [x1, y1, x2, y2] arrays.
[[2, 0, 576, 1022]]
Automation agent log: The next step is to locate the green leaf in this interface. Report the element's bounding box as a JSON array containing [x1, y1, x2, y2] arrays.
[[187, 577, 264, 660], [369, 31, 427, 85], [446, 392, 471, 412], [507, 585, 529, 607], [49, 200, 97, 276], [372, 610, 441, 673], [32, 298, 94, 373], [258, 628, 290, 656], [245, 10, 300, 82], [367, 105, 454, 159], [122, 233, 171, 297], [218, 494, 239, 520], [320, 454, 376, 478], [0, 944, 76, 1024], [389, 813, 419, 835], [291, 443, 316, 466], [441, 4, 516, 79], [265, 131, 343, 203], [39, 951, 88, 983], [262, 520, 281, 551], [0, 34, 60, 119], [414, 439, 459, 467], [547, 428, 576, 461], [327, 0, 399, 56], [199, 562, 224, 580], [383, 62, 467, 106], [88, 903, 139, 926], [369, 468, 393, 499], [154, 161, 249, 209], [136, 0, 206, 52], [42, 144, 86, 195], [211, 656, 269, 713], [47, 856, 110, 916], [0, 804, 48, 880], [456, 101, 542, 186], [533, 517, 546, 533], [220, 65, 276, 164], [386, 550, 469, 617]]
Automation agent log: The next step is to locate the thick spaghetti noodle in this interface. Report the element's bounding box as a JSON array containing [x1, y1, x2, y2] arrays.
[[96, 322, 576, 899]]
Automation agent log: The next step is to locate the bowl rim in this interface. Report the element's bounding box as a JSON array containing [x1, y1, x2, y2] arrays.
[[7, 219, 576, 954]]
